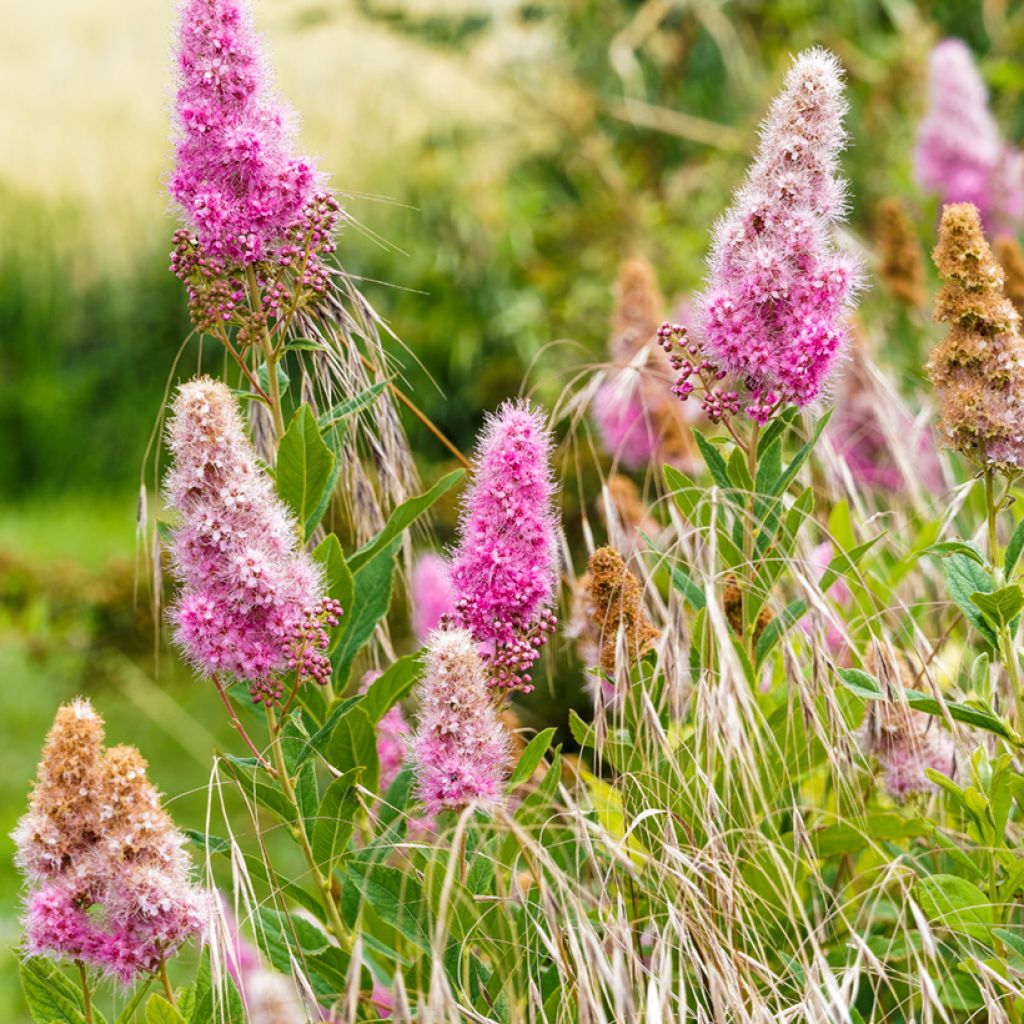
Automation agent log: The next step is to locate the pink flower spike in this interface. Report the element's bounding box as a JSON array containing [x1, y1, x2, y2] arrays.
[[449, 400, 560, 692], [412, 628, 511, 814], [410, 554, 456, 643], [694, 48, 862, 419], [915, 40, 1024, 233], [170, 0, 326, 266], [165, 377, 336, 703]]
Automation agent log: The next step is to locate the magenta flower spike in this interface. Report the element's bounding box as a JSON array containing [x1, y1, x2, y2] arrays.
[[915, 40, 1024, 233], [693, 48, 862, 422], [170, 0, 325, 266], [448, 400, 559, 693], [412, 628, 511, 814], [165, 377, 340, 703]]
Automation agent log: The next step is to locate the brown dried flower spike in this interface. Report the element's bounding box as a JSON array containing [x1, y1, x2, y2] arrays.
[[927, 202, 1024, 471], [995, 235, 1024, 318], [876, 197, 925, 308], [586, 546, 660, 674]]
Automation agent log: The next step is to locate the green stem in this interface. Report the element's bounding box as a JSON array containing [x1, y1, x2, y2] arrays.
[[246, 266, 286, 442], [266, 706, 351, 951], [742, 422, 760, 660], [985, 467, 1000, 571], [158, 959, 177, 1007], [76, 961, 93, 1024]]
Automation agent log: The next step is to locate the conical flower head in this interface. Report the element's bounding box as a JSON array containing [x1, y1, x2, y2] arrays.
[[915, 40, 1024, 233], [876, 197, 925, 308], [165, 377, 336, 703], [927, 203, 1024, 470], [170, 0, 326, 266], [449, 400, 559, 692], [412, 628, 511, 814], [13, 698, 106, 880], [14, 702, 208, 982], [697, 48, 862, 421], [585, 546, 659, 675]]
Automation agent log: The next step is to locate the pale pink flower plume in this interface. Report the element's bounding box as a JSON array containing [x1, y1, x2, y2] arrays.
[[449, 400, 559, 693], [14, 700, 208, 983], [164, 377, 340, 704], [692, 48, 862, 422], [410, 553, 456, 644], [863, 700, 955, 801], [915, 39, 1024, 233], [799, 542, 851, 657], [412, 628, 511, 814], [593, 379, 659, 469]]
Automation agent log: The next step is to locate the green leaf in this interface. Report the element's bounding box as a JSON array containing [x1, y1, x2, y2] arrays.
[[317, 381, 390, 431], [726, 446, 753, 491], [568, 708, 594, 751], [970, 584, 1024, 630], [182, 828, 231, 855], [276, 404, 337, 540], [115, 978, 154, 1024], [346, 859, 431, 951], [283, 337, 326, 353], [942, 554, 998, 646], [692, 430, 731, 490], [20, 957, 87, 1024], [313, 533, 355, 610], [312, 768, 362, 868], [145, 995, 187, 1024], [325, 706, 379, 792], [837, 667, 1014, 740], [292, 695, 364, 769], [754, 599, 807, 667], [509, 727, 556, 786], [925, 540, 988, 567], [360, 654, 420, 723], [257, 361, 290, 397], [347, 470, 464, 573], [771, 409, 832, 496], [663, 465, 708, 525], [670, 565, 706, 610], [1006, 518, 1024, 577], [296, 759, 319, 823], [809, 813, 930, 858], [818, 536, 880, 595], [332, 540, 400, 688], [915, 874, 993, 940], [254, 908, 330, 975], [754, 438, 782, 499]]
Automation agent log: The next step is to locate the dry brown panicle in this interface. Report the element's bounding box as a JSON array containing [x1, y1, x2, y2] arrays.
[[586, 546, 660, 674], [723, 576, 773, 647], [927, 203, 1024, 469], [601, 473, 658, 539], [609, 258, 664, 362], [876, 197, 925, 308], [995, 234, 1024, 317]]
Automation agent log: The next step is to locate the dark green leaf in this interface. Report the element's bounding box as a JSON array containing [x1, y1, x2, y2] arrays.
[[183, 828, 231, 855], [20, 957, 88, 1024], [254, 908, 329, 975], [317, 381, 390, 431], [1006, 518, 1024, 577], [361, 654, 420, 723], [818, 536, 880, 595], [276, 404, 337, 540], [771, 409, 832, 496], [325, 706, 379, 791], [754, 599, 807, 667], [670, 565, 706, 610], [942, 554, 997, 646], [692, 429, 731, 490], [347, 470, 464, 573], [970, 584, 1023, 631], [915, 874, 993, 940], [293, 695, 364, 769], [924, 540, 988, 567], [312, 768, 361, 868], [347, 859, 430, 951], [509, 727, 556, 786]]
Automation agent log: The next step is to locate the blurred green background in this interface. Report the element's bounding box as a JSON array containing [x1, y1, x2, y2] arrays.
[[2, 0, 1023, 1017]]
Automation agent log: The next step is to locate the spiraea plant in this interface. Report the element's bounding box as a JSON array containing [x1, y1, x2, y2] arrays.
[[20, 14, 1024, 1024]]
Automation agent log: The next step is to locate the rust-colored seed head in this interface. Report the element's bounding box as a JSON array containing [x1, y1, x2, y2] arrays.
[[610, 258, 664, 362], [995, 234, 1024, 317], [927, 203, 1024, 471], [601, 473, 657, 538], [876, 197, 925, 308], [586, 546, 660, 674], [723, 576, 773, 647]]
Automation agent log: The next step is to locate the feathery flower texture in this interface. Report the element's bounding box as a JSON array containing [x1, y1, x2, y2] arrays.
[[166, 377, 340, 702], [915, 40, 1024, 234], [412, 629, 511, 813], [668, 48, 861, 423], [410, 553, 456, 644], [169, 0, 339, 331], [448, 401, 559, 693], [13, 701, 207, 982], [927, 203, 1024, 471]]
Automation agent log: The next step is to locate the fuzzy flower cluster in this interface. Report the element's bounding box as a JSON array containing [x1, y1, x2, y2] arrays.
[[448, 401, 559, 693], [593, 260, 699, 471], [860, 653, 955, 801], [680, 48, 861, 423], [410, 554, 456, 644], [927, 204, 1024, 471], [13, 700, 208, 982], [915, 40, 1024, 234], [165, 377, 340, 703], [169, 0, 340, 332], [412, 628, 511, 813]]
